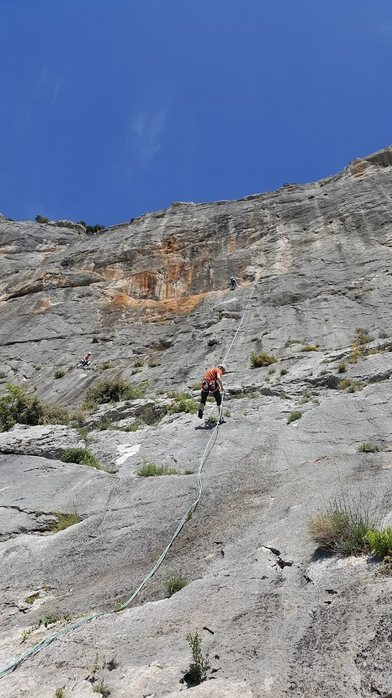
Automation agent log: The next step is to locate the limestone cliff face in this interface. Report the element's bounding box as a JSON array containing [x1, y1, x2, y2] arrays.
[[2, 144, 392, 328], [1, 147, 392, 698]]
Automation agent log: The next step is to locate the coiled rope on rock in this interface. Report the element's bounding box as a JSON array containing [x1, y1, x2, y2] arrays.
[[0, 278, 257, 679]]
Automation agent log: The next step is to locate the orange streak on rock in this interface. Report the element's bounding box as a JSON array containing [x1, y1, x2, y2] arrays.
[[103, 288, 218, 321], [100, 268, 120, 281]]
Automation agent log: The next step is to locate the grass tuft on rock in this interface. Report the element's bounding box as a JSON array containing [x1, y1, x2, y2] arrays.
[[137, 462, 178, 477], [287, 411, 302, 424], [52, 510, 81, 533], [25, 592, 40, 605], [166, 574, 188, 596], [61, 447, 101, 470], [168, 392, 197, 414], [250, 352, 277, 368], [349, 327, 372, 363], [93, 680, 111, 697], [357, 442, 380, 453], [338, 378, 364, 392], [308, 498, 373, 556]]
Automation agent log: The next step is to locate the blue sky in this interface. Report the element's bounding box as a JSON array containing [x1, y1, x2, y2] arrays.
[[1, 0, 392, 226]]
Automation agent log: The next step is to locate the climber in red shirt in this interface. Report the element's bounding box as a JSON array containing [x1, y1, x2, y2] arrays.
[[198, 363, 227, 423], [77, 352, 91, 368]]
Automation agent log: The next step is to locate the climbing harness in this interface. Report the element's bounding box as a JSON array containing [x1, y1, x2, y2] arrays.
[[0, 278, 257, 680]]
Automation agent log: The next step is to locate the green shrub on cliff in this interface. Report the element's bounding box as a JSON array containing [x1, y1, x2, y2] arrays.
[[168, 392, 197, 414], [308, 506, 371, 556], [365, 527, 392, 559], [83, 379, 146, 409], [250, 352, 277, 368], [61, 447, 101, 470], [0, 383, 69, 432], [185, 631, 210, 685]]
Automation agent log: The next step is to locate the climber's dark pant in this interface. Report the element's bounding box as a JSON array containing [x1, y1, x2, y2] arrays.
[[200, 388, 222, 408]]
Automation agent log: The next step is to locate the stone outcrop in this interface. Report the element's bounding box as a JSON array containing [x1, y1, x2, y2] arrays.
[[0, 147, 392, 697], [47, 219, 87, 233]]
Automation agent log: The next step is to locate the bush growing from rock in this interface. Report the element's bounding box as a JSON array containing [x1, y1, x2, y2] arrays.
[[185, 631, 210, 685], [39, 613, 63, 627], [349, 327, 372, 363], [0, 383, 69, 431], [78, 222, 105, 234], [308, 507, 371, 556], [287, 411, 302, 424], [86, 224, 105, 235], [365, 527, 392, 559], [250, 352, 277, 368], [61, 447, 101, 469], [42, 402, 70, 424], [83, 379, 146, 409], [338, 378, 363, 392], [168, 392, 197, 414]]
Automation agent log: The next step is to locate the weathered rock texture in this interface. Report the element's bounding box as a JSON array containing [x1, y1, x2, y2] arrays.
[[1, 146, 392, 697]]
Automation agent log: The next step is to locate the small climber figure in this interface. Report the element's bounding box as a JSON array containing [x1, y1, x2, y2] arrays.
[[78, 352, 91, 368], [198, 363, 227, 423], [230, 275, 238, 290]]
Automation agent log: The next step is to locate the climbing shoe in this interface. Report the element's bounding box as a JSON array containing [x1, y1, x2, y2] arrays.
[[198, 409, 203, 419], [219, 417, 226, 424]]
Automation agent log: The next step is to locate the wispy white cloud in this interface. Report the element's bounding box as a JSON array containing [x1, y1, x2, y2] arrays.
[[34, 66, 63, 104], [127, 107, 169, 166]]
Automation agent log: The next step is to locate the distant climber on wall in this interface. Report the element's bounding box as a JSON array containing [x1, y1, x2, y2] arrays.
[[198, 363, 227, 423], [230, 275, 238, 290], [77, 352, 91, 368]]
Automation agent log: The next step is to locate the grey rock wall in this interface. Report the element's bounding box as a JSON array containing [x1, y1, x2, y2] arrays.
[[0, 147, 392, 696]]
